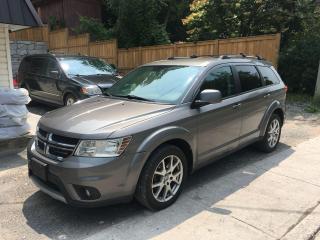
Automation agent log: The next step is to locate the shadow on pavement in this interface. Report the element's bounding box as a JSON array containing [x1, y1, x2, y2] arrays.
[[0, 150, 27, 171], [22, 143, 293, 240], [27, 101, 58, 116]]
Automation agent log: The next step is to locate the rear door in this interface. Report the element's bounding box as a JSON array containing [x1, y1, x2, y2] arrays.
[[197, 65, 242, 165], [25, 57, 46, 98], [233, 65, 270, 144]]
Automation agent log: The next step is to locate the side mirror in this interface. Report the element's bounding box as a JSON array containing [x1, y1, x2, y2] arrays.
[[192, 89, 222, 108], [49, 70, 60, 78]]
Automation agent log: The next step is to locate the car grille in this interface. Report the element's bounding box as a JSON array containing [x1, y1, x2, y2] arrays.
[[36, 128, 79, 161]]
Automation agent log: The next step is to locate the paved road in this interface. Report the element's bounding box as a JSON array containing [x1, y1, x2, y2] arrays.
[[0, 104, 320, 240]]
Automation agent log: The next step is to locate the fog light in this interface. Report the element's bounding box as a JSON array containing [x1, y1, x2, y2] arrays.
[[74, 185, 101, 200]]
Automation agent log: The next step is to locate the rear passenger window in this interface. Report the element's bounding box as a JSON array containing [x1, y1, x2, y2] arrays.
[[236, 66, 262, 92], [201, 66, 236, 98], [30, 58, 46, 75], [257, 66, 280, 85]]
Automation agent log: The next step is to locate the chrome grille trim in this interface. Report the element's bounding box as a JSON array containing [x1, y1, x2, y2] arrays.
[[36, 128, 79, 161]]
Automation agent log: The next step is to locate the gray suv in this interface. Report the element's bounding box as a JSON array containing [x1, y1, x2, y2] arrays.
[[27, 55, 286, 210]]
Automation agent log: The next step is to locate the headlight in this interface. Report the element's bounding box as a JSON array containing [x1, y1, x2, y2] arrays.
[[81, 85, 102, 95], [74, 137, 132, 157]]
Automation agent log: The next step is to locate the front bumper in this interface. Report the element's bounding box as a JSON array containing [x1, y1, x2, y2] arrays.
[[27, 139, 148, 207]]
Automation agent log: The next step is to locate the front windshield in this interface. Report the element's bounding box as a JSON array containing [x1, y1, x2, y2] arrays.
[[107, 65, 202, 104], [59, 57, 116, 76]]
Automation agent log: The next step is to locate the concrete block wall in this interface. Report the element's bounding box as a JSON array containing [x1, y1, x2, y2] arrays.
[[10, 40, 48, 77]]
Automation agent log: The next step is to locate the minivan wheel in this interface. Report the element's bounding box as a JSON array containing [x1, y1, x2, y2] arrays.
[[64, 94, 77, 106], [256, 114, 282, 153], [135, 145, 188, 211]]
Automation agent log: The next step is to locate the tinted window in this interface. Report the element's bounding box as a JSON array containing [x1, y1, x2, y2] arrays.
[[236, 66, 262, 92], [201, 66, 236, 98], [108, 65, 202, 104], [257, 66, 280, 85], [45, 59, 60, 78], [30, 58, 46, 75]]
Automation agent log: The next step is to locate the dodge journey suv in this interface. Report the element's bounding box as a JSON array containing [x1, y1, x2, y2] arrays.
[[18, 54, 120, 106], [27, 55, 286, 210]]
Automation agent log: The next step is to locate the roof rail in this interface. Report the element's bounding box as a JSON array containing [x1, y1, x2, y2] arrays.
[[220, 53, 266, 61], [167, 55, 198, 60]]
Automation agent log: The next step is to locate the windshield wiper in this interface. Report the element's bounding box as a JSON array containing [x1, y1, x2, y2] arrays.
[[113, 94, 153, 102]]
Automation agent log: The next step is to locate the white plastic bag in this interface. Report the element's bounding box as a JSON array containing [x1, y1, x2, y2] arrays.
[[0, 123, 30, 139], [0, 117, 27, 127], [0, 105, 28, 118], [0, 88, 31, 105]]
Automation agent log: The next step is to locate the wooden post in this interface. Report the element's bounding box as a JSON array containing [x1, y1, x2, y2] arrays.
[[314, 60, 320, 101]]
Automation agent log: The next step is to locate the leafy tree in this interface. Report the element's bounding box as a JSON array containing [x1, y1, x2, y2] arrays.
[[74, 16, 113, 41], [105, 0, 170, 48], [159, 0, 191, 42], [183, 0, 319, 45]]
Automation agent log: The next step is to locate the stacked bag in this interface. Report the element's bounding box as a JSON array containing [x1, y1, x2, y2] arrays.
[[0, 88, 31, 139]]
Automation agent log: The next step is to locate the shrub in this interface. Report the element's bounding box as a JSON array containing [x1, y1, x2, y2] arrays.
[[74, 16, 113, 41], [48, 16, 65, 31], [278, 31, 320, 95]]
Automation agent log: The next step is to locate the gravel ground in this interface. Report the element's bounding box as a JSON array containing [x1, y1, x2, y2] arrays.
[[0, 102, 319, 240]]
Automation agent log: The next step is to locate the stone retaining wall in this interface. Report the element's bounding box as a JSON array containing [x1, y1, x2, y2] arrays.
[[10, 40, 48, 77]]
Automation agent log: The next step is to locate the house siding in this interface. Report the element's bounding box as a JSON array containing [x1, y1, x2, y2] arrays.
[[34, 0, 101, 30], [0, 24, 13, 88]]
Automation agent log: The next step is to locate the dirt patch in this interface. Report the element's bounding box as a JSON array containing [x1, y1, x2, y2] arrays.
[[282, 102, 320, 147]]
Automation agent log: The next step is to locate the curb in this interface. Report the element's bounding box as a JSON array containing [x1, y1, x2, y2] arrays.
[[0, 134, 33, 156]]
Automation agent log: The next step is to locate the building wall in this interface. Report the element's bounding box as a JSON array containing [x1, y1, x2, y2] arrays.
[[10, 40, 48, 77], [0, 24, 13, 88]]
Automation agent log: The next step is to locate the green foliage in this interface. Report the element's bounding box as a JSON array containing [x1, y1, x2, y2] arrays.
[[74, 16, 113, 41], [183, 0, 319, 44], [48, 16, 65, 31], [305, 104, 320, 113], [278, 25, 320, 95], [104, 0, 170, 48]]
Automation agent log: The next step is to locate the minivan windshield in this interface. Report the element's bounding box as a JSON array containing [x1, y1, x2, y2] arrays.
[[59, 57, 116, 76], [107, 65, 202, 104]]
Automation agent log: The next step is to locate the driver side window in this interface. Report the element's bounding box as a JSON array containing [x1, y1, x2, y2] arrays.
[[201, 66, 236, 98]]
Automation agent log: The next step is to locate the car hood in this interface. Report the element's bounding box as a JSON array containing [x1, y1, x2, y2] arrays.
[[39, 97, 174, 139], [70, 74, 119, 89]]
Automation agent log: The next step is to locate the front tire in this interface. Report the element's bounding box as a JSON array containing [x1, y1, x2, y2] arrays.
[[256, 114, 282, 153], [64, 94, 77, 106], [135, 145, 188, 211]]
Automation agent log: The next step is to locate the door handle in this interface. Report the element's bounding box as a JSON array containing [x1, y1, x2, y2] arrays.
[[232, 103, 242, 109], [264, 93, 271, 98]]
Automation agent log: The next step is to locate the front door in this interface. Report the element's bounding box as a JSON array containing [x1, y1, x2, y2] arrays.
[[40, 58, 62, 103], [196, 65, 242, 165]]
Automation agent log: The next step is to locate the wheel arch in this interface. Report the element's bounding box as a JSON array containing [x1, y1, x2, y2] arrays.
[[137, 126, 196, 174], [259, 100, 285, 137]]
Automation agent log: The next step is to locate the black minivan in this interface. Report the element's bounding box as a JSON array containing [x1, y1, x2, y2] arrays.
[[18, 54, 121, 106]]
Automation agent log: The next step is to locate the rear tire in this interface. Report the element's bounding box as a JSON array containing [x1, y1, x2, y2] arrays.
[[135, 144, 188, 211], [64, 94, 77, 106], [256, 114, 282, 153]]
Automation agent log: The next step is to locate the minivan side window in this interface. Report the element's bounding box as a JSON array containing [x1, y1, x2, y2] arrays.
[[257, 66, 280, 85], [45, 59, 60, 78], [30, 58, 46, 75], [235, 65, 262, 92], [200, 66, 236, 98]]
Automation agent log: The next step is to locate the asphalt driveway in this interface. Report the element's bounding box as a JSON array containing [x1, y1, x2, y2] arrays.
[[0, 102, 320, 240]]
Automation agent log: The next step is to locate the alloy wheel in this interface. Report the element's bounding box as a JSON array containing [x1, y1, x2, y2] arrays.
[[151, 155, 183, 203], [267, 119, 280, 148]]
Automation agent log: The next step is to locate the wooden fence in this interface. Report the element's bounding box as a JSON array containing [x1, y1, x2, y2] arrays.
[[10, 26, 281, 73], [118, 34, 281, 72], [10, 26, 49, 42]]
